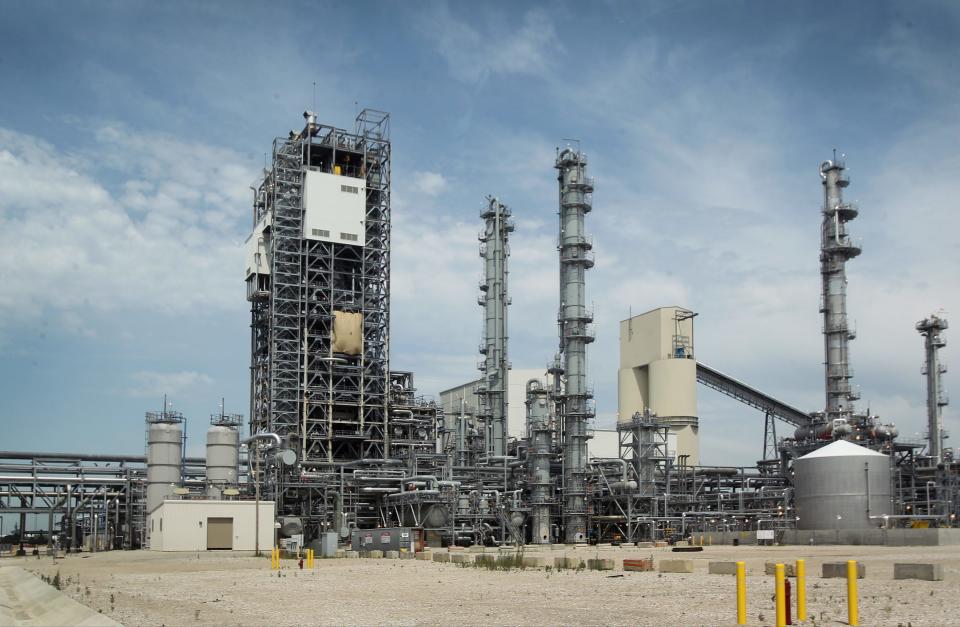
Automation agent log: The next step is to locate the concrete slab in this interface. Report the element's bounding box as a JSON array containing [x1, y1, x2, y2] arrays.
[[708, 561, 739, 575], [467, 546, 485, 553], [415, 551, 432, 561], [384, 551, 399, 559], [588, 558, 615, 571], [0, 566, 120, 627], [450, 553, 472, 564], [344, 551, 359, 558], [553, 556, 583, 569], [893, 563, 943, 581], [366, 550, 384, 559], [822, 562, 864, 579], [658, 559, 694, 573], [399, 552, 416, 560], [433, 552, 450, 563], [522, 555, 547, 568], [765, 562, 797, 577]]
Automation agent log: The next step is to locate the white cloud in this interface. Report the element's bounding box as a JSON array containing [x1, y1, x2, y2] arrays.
[[0, 125, 256, 337], [421, 6, 561, 84], [412, 171, 448, 197], [127, 370, 214, 398]]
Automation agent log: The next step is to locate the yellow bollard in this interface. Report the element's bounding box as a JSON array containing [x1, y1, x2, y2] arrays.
[[796, 559, 806, 622], [775, 563, 786, 627], [699, 535, 704, 546], [736, 561, 747, 626], [847, 560, 858, 626]]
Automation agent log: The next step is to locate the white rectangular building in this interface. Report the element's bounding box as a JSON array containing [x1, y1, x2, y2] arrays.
[[149, 500, 276, 552]]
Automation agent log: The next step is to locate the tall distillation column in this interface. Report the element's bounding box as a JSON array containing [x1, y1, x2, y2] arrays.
[[917, 314, 949, 463], [477, 196, 513, 457], [819, 156, 862, 423], [526, 379, 554, 543], [556, 147, 595, 543]]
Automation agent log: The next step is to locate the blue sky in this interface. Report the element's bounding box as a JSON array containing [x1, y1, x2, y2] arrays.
[[0, 0, 957, 466]]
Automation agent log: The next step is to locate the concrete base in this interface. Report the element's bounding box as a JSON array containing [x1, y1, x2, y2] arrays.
[[467, 546, 486, 553], [366, 550, 383, 559], [692, 528, 960, 547], [522, 555, 547, 568], [822, 562, 865, 579], [433, 552, 450, 563], [415, 551, 432, 561], [708, 561, 739, 575], [399, 551, 415, 560], [658, 559, 694, 573], [894, 563, 943, 581], [451, 553, 472, 564], [384, 550, 399, 559], [344, 551, 359, 558]]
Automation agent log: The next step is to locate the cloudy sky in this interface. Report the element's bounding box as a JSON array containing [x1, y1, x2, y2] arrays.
[[0, 1, 957, 466]]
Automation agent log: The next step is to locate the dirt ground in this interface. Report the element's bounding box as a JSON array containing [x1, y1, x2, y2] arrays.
[[7, 543, 960, 626]]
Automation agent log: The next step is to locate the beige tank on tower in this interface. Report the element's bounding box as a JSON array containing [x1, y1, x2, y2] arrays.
[[619, 306, 699, 465]]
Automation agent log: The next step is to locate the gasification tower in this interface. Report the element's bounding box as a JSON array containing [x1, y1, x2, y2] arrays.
[[556, 146, 595, 543], [917, 313, 949, 463], [245, 110, 392, 527], [476, 196, 513, 457], [819, 156, 861, 423]]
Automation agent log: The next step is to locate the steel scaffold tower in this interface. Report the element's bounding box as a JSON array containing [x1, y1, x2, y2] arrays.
[[247, 110, 392, 526]]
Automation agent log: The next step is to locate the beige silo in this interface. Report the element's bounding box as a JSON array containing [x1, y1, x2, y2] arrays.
[[619, 306, 699, 465]]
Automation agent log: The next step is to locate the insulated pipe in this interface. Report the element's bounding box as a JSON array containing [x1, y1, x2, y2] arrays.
[[591, 458, 628, 483]]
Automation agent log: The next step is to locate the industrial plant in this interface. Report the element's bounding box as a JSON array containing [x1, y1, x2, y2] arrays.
[[2, 110, 957, 558]]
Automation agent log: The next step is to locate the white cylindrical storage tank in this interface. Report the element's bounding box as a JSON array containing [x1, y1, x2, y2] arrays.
[[206, 424, 239, 499], [146, 421, 183, 514], [794, 440, 891, 530]]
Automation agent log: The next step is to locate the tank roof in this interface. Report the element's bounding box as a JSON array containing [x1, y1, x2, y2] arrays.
[[798, 439, 886, 459]]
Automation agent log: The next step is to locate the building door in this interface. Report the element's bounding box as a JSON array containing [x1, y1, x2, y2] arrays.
[[206, 517, 233, 550]]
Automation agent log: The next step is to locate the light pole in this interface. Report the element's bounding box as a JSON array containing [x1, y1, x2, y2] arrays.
[[242, 433, 281, 558]]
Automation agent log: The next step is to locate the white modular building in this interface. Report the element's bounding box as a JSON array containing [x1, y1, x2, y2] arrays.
[[149, 500, 276, 552]]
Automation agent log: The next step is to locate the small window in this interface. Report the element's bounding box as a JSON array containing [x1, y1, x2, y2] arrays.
[[312, 229, 330, 238], [341, 233, 358, 242], [151, 519, 154, 531], [160, 518, 163, 532], [340, 185, 359, 194]]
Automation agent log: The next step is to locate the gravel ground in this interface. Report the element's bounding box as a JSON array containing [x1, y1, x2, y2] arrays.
[[9, 543, 960, 626]]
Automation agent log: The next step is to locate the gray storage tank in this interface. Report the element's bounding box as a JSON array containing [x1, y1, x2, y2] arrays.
[[146, 413, 184, 514], [205, 414, 240, 499], [794, 440, 890, 530]]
